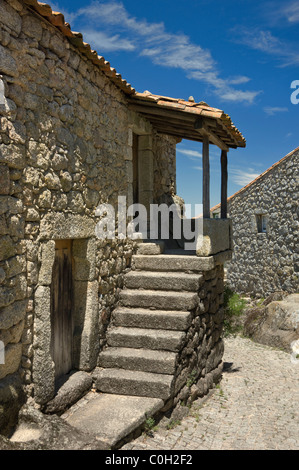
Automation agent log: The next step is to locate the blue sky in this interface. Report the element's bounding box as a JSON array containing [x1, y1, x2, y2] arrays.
[[50, 0, 298, 210]]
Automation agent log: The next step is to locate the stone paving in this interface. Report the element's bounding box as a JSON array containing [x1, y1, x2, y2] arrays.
[[121, 335, 299, 450]]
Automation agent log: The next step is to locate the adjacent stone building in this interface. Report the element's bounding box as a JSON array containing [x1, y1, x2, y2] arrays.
[[211, 147, 299, 297], [0, 0, 246, 442]]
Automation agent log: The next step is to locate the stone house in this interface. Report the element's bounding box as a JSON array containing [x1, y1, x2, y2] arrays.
[[211, 147, 299, 298], [0, 0, 246, 442]]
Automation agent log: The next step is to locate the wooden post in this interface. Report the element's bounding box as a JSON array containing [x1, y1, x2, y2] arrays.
[[202, 134, 210, 218], [221, 150, 228, 219]]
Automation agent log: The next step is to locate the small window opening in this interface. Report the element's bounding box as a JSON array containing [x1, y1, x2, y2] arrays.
[[256, 214, 267, 233]]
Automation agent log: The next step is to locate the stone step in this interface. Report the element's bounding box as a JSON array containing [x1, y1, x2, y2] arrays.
[[136, 241, 165, 255], [95, 368, 174, 400], [133, 254, 215, 272], [98, 347, 177, 375], [107, 326, 185, 352], [113, 307, 192, 331], [124, 270, 203, 291], [120, 289, 198, 311]]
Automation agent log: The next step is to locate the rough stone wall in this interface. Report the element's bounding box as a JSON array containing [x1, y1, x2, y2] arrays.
[[0, 0, 180, 429], [172, 265, 224, 408], [153, 134, 177, 204], [0, 0, 132, 386], [226, 150, 299, 297], [0, 0, 225, 440]]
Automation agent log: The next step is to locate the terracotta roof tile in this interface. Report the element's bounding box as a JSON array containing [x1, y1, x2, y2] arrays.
[[128, 92, 246, 148]]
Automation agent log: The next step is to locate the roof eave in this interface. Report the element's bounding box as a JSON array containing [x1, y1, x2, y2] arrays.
[[127, 94, 246, 150]]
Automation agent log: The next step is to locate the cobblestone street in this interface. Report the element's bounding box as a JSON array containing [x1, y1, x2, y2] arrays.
[[122, 336, 299, 450]]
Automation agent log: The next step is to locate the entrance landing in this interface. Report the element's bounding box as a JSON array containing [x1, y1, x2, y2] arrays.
[[61, 392, 163, 449]]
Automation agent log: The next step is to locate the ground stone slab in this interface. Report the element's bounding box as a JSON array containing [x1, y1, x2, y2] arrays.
[[7, 404, 106, 450], [62, 392, 164, 448]]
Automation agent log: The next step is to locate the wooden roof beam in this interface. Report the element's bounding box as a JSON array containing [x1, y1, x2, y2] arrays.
[[195, 119, 229, 152], [128, 102, 196, 122]]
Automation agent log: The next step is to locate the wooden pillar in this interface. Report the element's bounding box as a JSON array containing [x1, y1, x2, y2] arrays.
[[202, 134, 210, 218], [221, 150, 228, 219]]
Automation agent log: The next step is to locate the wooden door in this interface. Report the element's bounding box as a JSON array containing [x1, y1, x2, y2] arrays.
[[50, 239, 74, 382]]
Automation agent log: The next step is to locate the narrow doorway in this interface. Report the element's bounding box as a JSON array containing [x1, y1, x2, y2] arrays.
[[50, 239, 74, 385]]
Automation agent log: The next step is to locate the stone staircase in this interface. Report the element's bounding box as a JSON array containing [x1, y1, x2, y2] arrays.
[[95, 241, 202, 402], [61, 241, 228, 448]]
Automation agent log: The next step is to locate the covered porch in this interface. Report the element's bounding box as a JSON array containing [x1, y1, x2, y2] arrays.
[[127, 91, 246, 256]]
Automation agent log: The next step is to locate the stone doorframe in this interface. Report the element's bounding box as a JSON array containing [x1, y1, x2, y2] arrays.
[[128, 111, 154, 215], [33, 214, 99, 405]]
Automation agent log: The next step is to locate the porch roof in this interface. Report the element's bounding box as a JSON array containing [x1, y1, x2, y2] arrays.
[[127, 92, 246, 150]]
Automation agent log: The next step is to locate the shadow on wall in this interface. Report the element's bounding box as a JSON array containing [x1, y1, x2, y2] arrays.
[[0, 373, 26, 438]]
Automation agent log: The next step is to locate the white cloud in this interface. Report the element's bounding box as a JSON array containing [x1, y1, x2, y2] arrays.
[[227, 76, 251, 85], [221, 89, 262, 104], [78, 2, 216, 72], [67, 1, 260, 104], [141, 37, 215, 72], [230, 168, 260, 186], [80, 30, 136, 52], [263, 106, 289, 115], [177, 149, 202, 158], [281, 2, 299, 23], [261, 1, 299, 28], [189, 71, 261, 104], [177, 147, 220, 160], [232, 26, 299, 67]]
